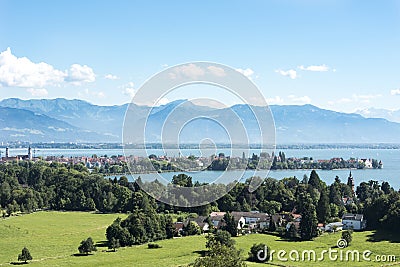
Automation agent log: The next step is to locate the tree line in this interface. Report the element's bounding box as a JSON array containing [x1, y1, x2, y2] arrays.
[[0, 161, 399, 236]]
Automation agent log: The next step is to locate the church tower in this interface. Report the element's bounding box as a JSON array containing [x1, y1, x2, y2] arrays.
[[5, 147, 9, 158], [28, 146, 32, 160], [347, 171, 355, 196]]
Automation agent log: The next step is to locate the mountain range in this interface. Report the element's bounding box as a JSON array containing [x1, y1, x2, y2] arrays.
[[0, 98, 399, 144], [355, 107, 400, 123]]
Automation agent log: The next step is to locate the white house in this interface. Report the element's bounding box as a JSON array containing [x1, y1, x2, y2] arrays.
[[325, 222, 343, 232], [342, 214, 367, 230]]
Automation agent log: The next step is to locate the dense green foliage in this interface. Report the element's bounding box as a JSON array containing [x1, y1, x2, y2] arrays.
[[222, 212, 238, 237], [78, 237, 97, 254], [193, 230, 246, 267], [105, 191, 177, 246], [0, 161, 134, 213], [1, 161, 399, 239], [342, 230, 353, 247]]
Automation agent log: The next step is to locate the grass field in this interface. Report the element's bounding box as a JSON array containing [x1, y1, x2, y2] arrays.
[[0, 212, 399, 266]]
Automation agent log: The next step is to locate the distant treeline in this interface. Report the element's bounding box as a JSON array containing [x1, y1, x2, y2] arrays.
[[0, 161, 399, 236]]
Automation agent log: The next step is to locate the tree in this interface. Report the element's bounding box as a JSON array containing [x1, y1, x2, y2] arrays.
[[381, 199, 400, 231], [286, 223, 298, 239], [18, 247, 32, 263], [206, 230, 235, 248], [268, 217, 276, 232], [259, 200, 281, 214], [78, 237, 97, 254], [223, 212, 238, 237], [341, 230, 353, 247], [193, 231, 246, 267], [317, 189, 330, 223], [108, 237, 120, 252], [300, 200, 318, 240], [183, 221, 201, 236], [172, 174, 193, 187], [308, 170, 323, 191], [165, 215, 176, 238]]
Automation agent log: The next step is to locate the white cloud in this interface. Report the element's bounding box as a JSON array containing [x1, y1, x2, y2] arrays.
[[105, 74, 118, 80], [0, 47, 96, 88], [275, 69, 298, 79], [123, 88, 135, 98], [169, 63, 205, 80], [266, 96, 284, 105], [122, 82, 135, 98], [66, 64, 95, 85], [352, 93, 382, 103], [236, 68, 255, 79], [288, 95, 312, 104], [26, 88, 48, 97], [390, 89, 400, 95], [298, 64, 329, 72], [0, 47, 65, 88], [207, 66, 226, 77]]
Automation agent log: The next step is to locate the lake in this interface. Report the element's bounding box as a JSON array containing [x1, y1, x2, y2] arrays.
[[4, 147, 400, 188]]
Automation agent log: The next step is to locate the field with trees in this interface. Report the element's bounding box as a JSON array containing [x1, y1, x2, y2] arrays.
[[1, 211, 399, 266]]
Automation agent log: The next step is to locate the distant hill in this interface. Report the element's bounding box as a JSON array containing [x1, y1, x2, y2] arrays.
[[0, 98, 129, 138], [0, 106, 116, 142], [356, 107, 400, 123], [1, 98, 400, 144]]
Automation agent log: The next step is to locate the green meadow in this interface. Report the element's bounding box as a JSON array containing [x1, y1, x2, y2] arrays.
[[0, 211, 399, 266]]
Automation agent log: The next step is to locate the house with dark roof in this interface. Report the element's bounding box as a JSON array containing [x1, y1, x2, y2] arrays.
[[231, 211, 270, 229], [190, 216, 210, 232], [342, 213, 366, 230]]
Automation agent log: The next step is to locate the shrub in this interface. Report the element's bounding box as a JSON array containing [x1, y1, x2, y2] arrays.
[[249, 243, 269, 262], [148, 243, 162, 249]]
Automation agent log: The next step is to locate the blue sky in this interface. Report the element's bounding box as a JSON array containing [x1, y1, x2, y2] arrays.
[[0, 0, 400, 112]]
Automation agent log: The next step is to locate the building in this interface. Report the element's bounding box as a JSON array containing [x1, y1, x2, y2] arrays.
[[342, 213, 367, 230], [1, 147, 34, 162], [325, 222, 343, 232]]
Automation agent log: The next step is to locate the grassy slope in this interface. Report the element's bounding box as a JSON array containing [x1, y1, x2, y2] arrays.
[[0, 212, 399, 266]]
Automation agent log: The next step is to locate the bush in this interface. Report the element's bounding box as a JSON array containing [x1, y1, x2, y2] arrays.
[[342, 230, 353, 247], [276, 226, 286, 237], [249, 243, 269, 262], [18, 247, 32, 263], [148, 243, 162, 249], [78, 237, 97, 254]]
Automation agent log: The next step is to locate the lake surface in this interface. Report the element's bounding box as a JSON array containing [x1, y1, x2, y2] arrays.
[[4, 147, 400, 188]]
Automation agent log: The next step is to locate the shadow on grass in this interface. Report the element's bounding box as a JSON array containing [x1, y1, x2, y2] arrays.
[[366, 230, 400, 243], [192, 250, 207, 257], [275, 237, 302, 242], [96, 240, 109, 248], [72, 253, 93, 257], [10, 262, 28, 265]]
